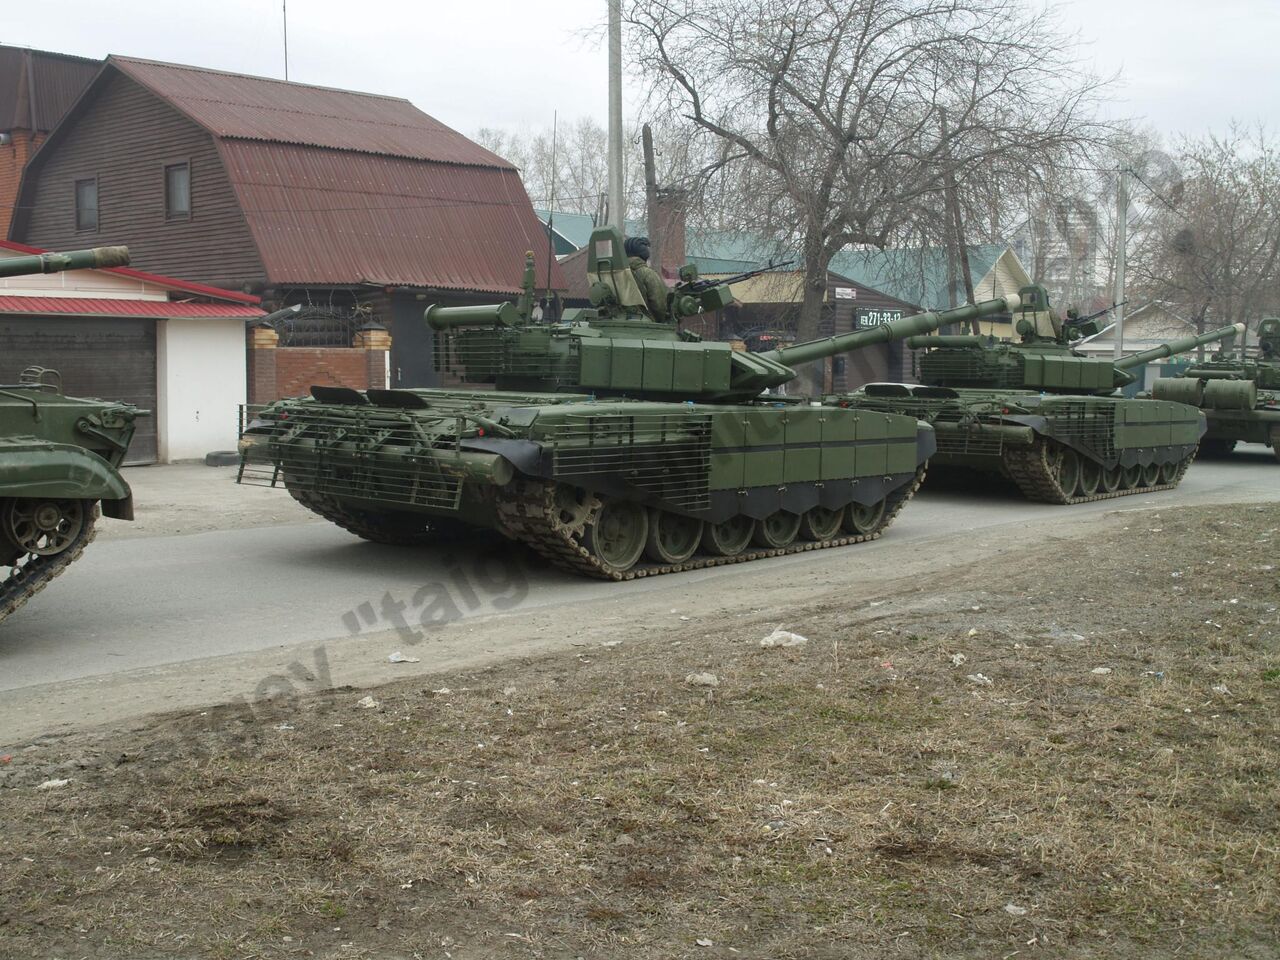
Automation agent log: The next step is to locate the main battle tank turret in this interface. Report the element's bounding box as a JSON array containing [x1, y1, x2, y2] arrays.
[[427, 226, 1018, 403], [239, 226, 1013, 580], [901, 285, 1243, 394], [1, 246, 144, 624], [1151, 316, 1280, 460], [826, 285, 1243, 504]]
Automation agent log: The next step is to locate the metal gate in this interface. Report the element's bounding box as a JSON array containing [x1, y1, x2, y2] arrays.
[[0, 316, 158, 464]]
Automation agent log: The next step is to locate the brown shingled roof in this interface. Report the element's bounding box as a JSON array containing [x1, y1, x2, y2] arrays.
[[0, 45, 99, 133], [109, 56, 512, 168], [17, 54, 561, 295], [220, 141, 561, 293]]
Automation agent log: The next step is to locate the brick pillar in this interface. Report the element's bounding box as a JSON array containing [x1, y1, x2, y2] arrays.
[[247, 324, 279, 403], [353, 323, 392, 390], [0, 130, 42, 238], [653, 188, 688, 278]]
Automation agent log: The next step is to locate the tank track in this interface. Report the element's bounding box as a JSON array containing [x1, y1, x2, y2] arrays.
[[0, 505, 98, 623], [288, 489, 468, 545], [493, 467, 926, 581], [1004, 440, 1193, 505]]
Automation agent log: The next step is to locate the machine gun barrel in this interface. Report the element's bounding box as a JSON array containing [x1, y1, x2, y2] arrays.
[[1114, 323, 1244, 370], [757, 294, 1021, 369], [0, 246, 130, 278], [680, 260, 794, 294]]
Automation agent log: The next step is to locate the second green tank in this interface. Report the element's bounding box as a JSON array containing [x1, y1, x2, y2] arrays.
[[824, 285, 1243, 503], [1150, 316, 1280, 461]]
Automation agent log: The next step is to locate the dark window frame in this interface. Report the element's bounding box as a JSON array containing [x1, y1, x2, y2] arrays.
[[163, 159, 192, 222], [74, 176, 99, 233]]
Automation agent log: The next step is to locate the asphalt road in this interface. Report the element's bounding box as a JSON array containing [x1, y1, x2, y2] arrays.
[[2, 447, 1274, 699]]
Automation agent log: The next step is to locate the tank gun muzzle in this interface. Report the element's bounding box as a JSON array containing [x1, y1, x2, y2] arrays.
[[1113, 323, 1245, 371], [0, 246, 130, 278]]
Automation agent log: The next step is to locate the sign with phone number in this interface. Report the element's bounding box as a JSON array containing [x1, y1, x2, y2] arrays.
[[855, 308, 903, 329]]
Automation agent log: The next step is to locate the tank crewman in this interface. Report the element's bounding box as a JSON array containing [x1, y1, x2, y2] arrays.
[[624, 236, 670, 323]]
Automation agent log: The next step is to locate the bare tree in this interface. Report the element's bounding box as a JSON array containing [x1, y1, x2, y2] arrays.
[[625, 0, 1109, 382], [1131, 125, 1280, 340]]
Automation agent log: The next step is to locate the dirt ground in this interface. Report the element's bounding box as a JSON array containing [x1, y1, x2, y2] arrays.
[[1, 503, 1277, 959]]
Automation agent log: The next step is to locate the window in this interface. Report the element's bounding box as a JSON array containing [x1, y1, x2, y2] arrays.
[[74, 178, 98, 231], [164, 162, 191, 220]]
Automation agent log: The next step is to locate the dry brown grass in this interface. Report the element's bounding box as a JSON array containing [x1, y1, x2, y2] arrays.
[[1, 504, 1277, 959]]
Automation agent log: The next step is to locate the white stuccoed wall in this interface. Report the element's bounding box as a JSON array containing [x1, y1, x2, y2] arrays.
[[156, 317, 246, 461]]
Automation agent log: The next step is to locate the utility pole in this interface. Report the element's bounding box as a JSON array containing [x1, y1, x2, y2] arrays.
[[641, 123, 661, 273], [606, 0, 625, 229], [941, 109, 977, 331], [282, 1, 290, 81], [1112, 167, 1129, 363]]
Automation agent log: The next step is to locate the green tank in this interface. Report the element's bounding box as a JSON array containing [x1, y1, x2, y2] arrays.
[[1150, 317, 1280, 461], [238, 226, 1013, 579], [0, 246, 145, 622], [824, 284, 1244, 503]]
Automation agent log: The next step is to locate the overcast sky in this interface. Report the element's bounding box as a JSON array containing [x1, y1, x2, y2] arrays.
[[3, 0, 1276, 141]]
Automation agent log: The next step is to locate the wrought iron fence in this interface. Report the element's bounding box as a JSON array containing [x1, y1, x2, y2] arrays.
[[269, 306, 369, 347]]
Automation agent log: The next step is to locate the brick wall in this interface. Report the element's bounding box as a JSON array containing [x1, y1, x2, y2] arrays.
[[0, 130, 42, 238], [246, 325, 391, 403], [275, 348, 372, 399]]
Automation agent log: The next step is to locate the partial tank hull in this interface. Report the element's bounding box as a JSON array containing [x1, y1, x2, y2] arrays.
[[1, 392, 140, 622], [828, 386, 1204, 504], [239, 387, 935, 580], [1151, 373, 1280, 459]]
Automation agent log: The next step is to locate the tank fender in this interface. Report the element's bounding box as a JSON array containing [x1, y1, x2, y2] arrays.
[[457, 437, 546, 476], [0, 442, 133, 511], [917, 421, 938, 461]]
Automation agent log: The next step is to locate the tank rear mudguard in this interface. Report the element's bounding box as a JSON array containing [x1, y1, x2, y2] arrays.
[[0, 441, 134, 519]]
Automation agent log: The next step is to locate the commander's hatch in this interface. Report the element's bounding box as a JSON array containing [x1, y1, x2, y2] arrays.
[[586, 225, 648, 311]]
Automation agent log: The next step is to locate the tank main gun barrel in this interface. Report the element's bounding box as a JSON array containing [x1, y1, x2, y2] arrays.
[[757, 294, 1021, 369], [0, 246, 130, 278], [1114, 323, 1244, 370]]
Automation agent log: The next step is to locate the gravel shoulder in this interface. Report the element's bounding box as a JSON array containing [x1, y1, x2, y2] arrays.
[[1, 502, 1277, 959]]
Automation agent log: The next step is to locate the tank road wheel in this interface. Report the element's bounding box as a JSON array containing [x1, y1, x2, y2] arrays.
[[2, 499, 88, 558], [1158, 459, 1181, 484], [1077, 457, 1102, 497], [844, 498, 888, 536], [753, 511, 801, 549], [1100, 464, 1123, 493], [1271, 426, 1280, 463], [645, 510, 704, 565], [701, 514, 756, 557], [799, 505, 843, 541], [582, 499, 648, 573], [1053, 446, 1082, 498], [1120, 463, 1142, 489], [1139, 462, 1161, 487]]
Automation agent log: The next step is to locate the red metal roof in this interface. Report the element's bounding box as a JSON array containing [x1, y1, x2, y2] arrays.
[[219, 141, 565, 294], [0, 239, 260, 304], [109, 57, 512, 168], [0, 297, 263, 318]]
